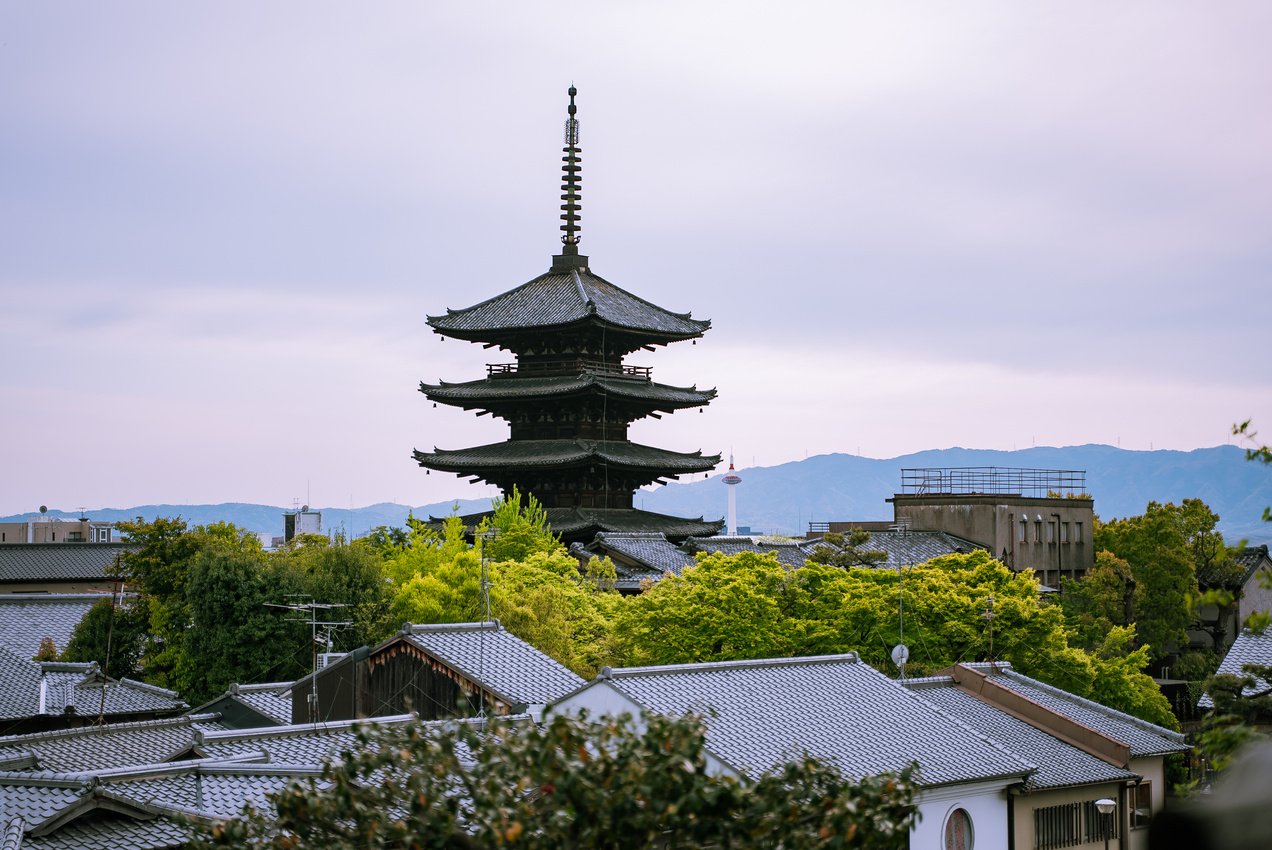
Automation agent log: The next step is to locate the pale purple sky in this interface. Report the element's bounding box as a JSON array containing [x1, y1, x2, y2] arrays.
[[2, 2, 1269, 516]]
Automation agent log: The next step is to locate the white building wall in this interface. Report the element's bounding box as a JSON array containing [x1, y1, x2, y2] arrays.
[[914, 781, 1012, 850]]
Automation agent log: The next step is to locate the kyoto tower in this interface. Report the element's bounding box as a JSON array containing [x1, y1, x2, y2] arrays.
[[722, 455, 742, 535]]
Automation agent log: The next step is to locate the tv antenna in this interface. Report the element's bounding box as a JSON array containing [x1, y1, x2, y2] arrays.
[[266, 597, 351, 724]]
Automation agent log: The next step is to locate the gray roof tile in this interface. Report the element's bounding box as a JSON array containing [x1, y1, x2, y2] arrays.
[[0, 547, 131, 585], [404, 623, 585, 707], [958, 663, 1188, 756], [428, 269, 710, 342], [198, 714, 417, 765], [422, 374, 715, 408], [1200, 628, 1272, 708], [585, 654, 1035, 786], [416, 439, 718, 474], [903, 679, 1139, 789], [579, 533, 697, 586], [0, 715, 219, 773], [0, 650, 185, 725], [0, 596, 104, 660]]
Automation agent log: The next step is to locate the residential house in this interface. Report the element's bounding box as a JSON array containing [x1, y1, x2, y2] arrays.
[[0, 648, 186, 736], [0, 545, 131, 594], [188, 682, 293, 730], [549, 653, 1036, 849], [906, 662, 1189, 850], [289, 621, 585, 724]]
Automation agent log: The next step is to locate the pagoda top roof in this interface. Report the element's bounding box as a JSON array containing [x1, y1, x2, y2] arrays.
[[420, 374, 716, 407], [426, 262, 711, 344], [414, 439, 720, 474]]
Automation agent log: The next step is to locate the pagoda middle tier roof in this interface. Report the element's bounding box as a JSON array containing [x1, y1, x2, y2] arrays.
[[420, 374, 716, 408], [414, 439, 720, 475], [427, 266, 710, 343]]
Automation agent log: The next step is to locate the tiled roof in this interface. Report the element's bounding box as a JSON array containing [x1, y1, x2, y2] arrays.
[[801, 530, 986, 569], [18, 812, 187, 850], [581, 654, 1035, 787], [1237, 545, 1271, 586], [106, 764, 324, 821], [577, 533, 697, 588], [427, 268, 710, 343], [233, 688, 292, 726], [0, 547, 131, 585], [957, 663, 1187, 757], [422, 375, 715, 409], [0, 652, 185, 726], [403, 623, 585, 707], [903, 678, 1140, 790], [197, 714, 418, 765], [0, 597, 103, 659], [546, 508, 722, 541], [0, 714, 220, 773], [1200, 629, 1272, 708], [415, 439, 719, 474], [686, 537, 811, 569]]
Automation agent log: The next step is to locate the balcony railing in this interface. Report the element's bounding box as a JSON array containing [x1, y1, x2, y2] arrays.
[[487, 358, 651, 380]]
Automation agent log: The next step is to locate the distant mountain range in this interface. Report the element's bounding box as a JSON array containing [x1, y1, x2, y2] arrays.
[[5, 445, 1269, 545]]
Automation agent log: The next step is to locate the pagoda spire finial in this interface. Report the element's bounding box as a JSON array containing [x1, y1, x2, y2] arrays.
[[559, 85, 582, 253]]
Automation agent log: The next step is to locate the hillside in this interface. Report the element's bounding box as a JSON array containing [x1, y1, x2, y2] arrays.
[[5, 445, 1268, 544]]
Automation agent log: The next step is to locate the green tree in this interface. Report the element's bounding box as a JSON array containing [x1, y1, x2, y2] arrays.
[[188, 712, 918, 850], [275, 538, 396, 652], [61, 595, 150, 679], [610, 550, 1177, 728]]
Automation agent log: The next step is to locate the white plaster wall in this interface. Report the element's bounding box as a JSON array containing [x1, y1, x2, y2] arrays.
[[914, 781, 1012, 850]]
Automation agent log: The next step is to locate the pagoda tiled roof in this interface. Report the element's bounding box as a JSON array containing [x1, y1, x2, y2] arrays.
[[420, 375, 715, 409], [546, 508, 722, 541], [427, 267, 710, 344], [414, 439, 719, 474]]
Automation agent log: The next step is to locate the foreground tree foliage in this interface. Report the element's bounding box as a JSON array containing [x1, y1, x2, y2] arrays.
[[188, 712, 918, 850]]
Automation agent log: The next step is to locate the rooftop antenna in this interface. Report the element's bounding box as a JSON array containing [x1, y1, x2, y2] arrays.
[[266, 597, 351, 725], [559, 85, 582, 252], [890, 520, 910, 679]]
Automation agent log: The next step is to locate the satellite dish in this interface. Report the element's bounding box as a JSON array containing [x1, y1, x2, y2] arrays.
[[891, 644, 910, 667], [301, 505, 309, 512], [39, 505, 47, 514]]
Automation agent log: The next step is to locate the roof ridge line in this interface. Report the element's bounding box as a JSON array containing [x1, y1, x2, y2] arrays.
[[995, 669, 1186, 744], [601, 653, 861, 679], [200, 713, 418, 742], [0, 713, 199, 745]]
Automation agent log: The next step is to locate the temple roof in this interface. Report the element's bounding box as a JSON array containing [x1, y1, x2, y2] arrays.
[[420, 374, 716, 409], [426, 266, 710, 346], [432, 508, 723, 543], [414, 439, 720, 475]]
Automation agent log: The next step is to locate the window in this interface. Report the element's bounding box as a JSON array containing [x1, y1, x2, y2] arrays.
[[1131, 782, 1151, 829], [1034, 520, 1042, 542], [1046, 521, 1056, 544], [1061, 522, 1070, 543], [944, 808, 973, 850], [1034, 801, 1117, 849], [1074, 522, 1083, 543], [1018, 518, 1027, 543]]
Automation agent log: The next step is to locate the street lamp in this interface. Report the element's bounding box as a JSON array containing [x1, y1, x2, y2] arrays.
[[1095, 798, 1116, 850]]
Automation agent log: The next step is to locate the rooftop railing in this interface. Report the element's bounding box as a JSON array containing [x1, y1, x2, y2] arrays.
[[900, 467, 1087, 498]]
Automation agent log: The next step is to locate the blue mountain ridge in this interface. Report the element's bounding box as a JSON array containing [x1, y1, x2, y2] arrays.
[[4, 445, 1268, 545]]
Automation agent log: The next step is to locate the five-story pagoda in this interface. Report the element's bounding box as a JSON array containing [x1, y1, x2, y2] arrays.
[[415, 87, 723, 543]]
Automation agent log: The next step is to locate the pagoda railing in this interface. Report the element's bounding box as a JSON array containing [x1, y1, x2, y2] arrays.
[[900, 467, 1087, 498], [487, 358, 651, 380]]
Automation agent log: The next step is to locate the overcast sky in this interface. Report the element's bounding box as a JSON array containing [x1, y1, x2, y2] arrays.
[[2, 2, 1269, 516]]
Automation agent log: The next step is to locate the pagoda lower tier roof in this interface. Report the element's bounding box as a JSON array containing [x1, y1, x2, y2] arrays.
[[420, 374, 716, 410], [427, 266, 709, 345], [432, 507, 724, 544], [413, 439, 720, 475]]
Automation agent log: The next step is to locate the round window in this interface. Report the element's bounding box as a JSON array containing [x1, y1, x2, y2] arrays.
[[944, 807, 973, 850]]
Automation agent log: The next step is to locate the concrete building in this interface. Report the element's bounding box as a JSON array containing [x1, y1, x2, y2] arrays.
[[0, 513, 113, 545], [886, 466, 1095, 586]]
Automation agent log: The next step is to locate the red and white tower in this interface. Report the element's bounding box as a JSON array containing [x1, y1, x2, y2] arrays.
[[722, 454, 742, 535]]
